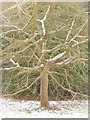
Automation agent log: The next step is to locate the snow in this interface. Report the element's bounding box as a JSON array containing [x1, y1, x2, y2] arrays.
[[0, 97, 88, 119], [51, 51, 66, 61], [56, 56, 73, 65]]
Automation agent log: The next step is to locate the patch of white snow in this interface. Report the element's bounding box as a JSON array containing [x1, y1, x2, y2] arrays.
[[0, 98, 88, 119]]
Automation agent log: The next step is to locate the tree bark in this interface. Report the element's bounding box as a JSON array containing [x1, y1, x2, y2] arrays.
[[40, 63, 49, 107]]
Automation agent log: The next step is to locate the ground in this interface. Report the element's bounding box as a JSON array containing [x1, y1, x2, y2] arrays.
[[0, 97, 88, 118]]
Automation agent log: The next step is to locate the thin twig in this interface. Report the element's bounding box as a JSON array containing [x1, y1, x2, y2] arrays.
[[3, 76, 40, 97], [50, 73, 87, 97], [66, 19, 75, 41]]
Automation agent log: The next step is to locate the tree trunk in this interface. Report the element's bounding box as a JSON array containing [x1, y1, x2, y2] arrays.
[[40, 63, 49, 107]]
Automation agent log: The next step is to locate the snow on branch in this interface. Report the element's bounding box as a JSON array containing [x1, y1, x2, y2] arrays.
[[43, 38, 87, 55], [0, 59, 43, 72], [50, 51, 67, 62], [55, 56, 88, 68], [10, 59, 19, 66], [37, 5, 50, 36], [42, 43, 66, 54], [37, 5, 51, 52], [43, 5, 50, 21], [56, 56, 74, 66], [0, 65, 43, 72]]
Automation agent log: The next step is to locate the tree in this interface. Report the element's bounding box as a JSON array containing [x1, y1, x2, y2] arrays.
[[0, 2, 88, 107]]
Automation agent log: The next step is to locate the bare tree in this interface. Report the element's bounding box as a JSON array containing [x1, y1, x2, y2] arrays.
[[0, 2, 88, 107]]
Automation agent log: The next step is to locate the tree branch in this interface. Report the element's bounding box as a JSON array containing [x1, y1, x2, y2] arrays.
[[3, 76, 40, 97], [1, 59, 43, 72], [49, 73, 87, 97], [66, 19, 75, 41]]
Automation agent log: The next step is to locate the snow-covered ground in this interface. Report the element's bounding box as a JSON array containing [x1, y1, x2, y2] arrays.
[[0, 97, 88, 119]]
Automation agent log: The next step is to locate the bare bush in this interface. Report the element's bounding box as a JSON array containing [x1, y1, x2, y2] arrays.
[[0, 2, 88, 107]]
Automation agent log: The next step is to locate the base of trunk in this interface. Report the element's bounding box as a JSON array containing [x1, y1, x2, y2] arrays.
[[40, 63, 49, 107]]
